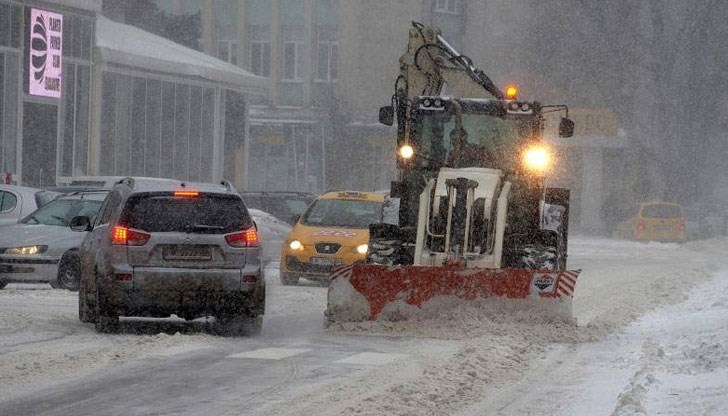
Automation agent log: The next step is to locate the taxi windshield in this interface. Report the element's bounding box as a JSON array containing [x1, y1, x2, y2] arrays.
[[300, 199, 382, 228]]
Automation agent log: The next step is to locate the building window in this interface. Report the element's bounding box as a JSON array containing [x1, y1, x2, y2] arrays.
[[99, 71, 218, 181], [1, 52, 20, 175], [283, 41, 304, 81], [250, 41, 271, 77], [434, 0, 459, 14], [218, 40, 238, 65], [316, 41, 338, 82]]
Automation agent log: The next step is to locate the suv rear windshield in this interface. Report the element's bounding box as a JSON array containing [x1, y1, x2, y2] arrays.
[[119, 193, 252, 234], [641, 204, 683, 219]]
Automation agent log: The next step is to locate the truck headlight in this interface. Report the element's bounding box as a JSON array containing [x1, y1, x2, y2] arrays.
[[522, 145, 551, 173], [288, 240, 303, 250], [355, 244, 368, 254], [5, 245, 48, 255], [399, 145, 414, 159]]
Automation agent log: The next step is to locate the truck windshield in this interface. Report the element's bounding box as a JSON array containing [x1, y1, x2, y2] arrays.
[[413, 110, 537, 171]]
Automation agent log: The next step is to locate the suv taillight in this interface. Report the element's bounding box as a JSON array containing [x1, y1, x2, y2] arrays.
[[225, 228, 259, 247], [112, 226, 151, 246], [636, 221, 646, 232]]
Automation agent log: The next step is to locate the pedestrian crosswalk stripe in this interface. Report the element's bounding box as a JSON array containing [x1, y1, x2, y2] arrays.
[[227, 347, 310, 360], [334, 352, 407, 366]]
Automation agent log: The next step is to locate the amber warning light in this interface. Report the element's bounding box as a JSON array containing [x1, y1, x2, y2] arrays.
[[505, 85, 518, 100]]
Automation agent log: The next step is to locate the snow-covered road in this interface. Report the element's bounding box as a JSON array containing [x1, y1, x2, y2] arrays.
[[1, 236, 726, 415]]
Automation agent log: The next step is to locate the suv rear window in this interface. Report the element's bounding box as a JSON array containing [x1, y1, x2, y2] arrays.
[[641, 204, 683, 219], [119, 193, 252, 234]]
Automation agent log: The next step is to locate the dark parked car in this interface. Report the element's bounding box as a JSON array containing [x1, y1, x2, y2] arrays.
[[72, 178, 264, 336], [684, 202, 727, 240], [240, 191, 315, 225]]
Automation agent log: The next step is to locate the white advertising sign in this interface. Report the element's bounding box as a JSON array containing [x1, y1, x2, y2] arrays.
[[28, 8, 63, 98]]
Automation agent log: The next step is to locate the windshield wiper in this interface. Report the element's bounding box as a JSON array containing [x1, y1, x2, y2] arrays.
[[184, 224, 226, 233], [51, 215, 69, 225]]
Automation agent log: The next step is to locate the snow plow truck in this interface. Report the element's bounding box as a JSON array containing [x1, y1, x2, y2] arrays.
[[325, 22, 580, 326]]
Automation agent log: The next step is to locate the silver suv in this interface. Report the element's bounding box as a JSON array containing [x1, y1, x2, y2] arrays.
[[71, 178, 264, 336]]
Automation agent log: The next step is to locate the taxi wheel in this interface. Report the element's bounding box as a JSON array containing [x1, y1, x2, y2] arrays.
[[280, 272, 299, 286]]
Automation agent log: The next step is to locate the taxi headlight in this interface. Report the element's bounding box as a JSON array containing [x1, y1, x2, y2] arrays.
[[355, 244, 368, 254], [522, 145, 551, 173], [288, 240, 303, 251], [5, 245, 48, 255]]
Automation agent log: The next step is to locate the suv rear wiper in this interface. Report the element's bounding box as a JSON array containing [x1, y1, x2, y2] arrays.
[[184, 224, 226, 233]]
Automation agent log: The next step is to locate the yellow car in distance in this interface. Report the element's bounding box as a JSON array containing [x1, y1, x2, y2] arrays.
[[280, 190, 385, 286], [618, 201, 686, 243]]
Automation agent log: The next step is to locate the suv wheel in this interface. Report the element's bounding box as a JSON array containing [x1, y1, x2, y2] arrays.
[[78, 278, 97, 323], [94, 284, 119, 333], [56, 252, 81, 291], [280, 272, 299, 286], [217, 314, 263, 337]]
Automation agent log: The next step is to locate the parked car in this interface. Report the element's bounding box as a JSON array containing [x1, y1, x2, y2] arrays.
[[72, 178, 264, 335], [683, 201, 727, 240], [280, 190, 385, 286], [0, 190, 107, 290], [248, 208, 292, 265], [0, 184, 58, 227], [240, 191, 315, 225], [617, 201, 686, 243]]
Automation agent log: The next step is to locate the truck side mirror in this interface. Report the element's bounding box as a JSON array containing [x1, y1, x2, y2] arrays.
[[559, 117, 575, 138], [379, 106, 394, 126]]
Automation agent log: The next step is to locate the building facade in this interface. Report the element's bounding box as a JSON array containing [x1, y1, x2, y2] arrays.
[[163, 0, 627, 233], [1, 0, 97, 188], [0, 0, 265, 189]]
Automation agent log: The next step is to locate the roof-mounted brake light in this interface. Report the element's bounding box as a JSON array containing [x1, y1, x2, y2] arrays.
[[174, 190, 199, 197]]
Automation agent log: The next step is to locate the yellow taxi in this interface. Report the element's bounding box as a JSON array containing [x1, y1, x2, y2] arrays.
[[618, 201, 686, 243], [279, 190, 385, 285]]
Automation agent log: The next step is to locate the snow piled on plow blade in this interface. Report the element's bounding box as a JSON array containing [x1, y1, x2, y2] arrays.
[[324, 264, 581, 327]]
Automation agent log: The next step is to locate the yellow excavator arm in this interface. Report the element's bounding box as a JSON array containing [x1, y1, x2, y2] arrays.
[[396, 22, 503, 103]]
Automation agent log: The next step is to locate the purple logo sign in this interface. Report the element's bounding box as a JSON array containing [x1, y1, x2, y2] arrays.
[[28, 8, 63, 98]]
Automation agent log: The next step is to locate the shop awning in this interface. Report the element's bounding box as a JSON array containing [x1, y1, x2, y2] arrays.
[[96, 15, 267, 94]]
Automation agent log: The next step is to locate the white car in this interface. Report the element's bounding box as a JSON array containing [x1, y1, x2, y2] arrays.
[[0, 191, 107, 290], [0, 184, 58, 227], [249, 208, 293, 265]]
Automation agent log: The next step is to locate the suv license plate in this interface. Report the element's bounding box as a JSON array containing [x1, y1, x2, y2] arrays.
[[164, 245, 212, 260], [310, 257, 341, 266]]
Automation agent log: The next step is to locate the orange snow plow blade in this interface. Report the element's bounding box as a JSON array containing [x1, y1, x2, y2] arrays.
[[324, 264, 581, 326]]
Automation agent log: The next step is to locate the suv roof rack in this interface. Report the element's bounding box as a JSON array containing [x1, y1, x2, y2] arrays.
[[220, 179, 235, 192], [115, 177, 135, 189]]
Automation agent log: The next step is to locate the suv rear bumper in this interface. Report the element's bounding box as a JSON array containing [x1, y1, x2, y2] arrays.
[[99, 266, 264, 318]]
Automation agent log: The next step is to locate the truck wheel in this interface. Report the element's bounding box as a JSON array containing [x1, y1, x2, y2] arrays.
[[56, 252, 81, 291], [367, 236, 401, 265], [513, 244, 558, 270], [280, 272, 299, 286]]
